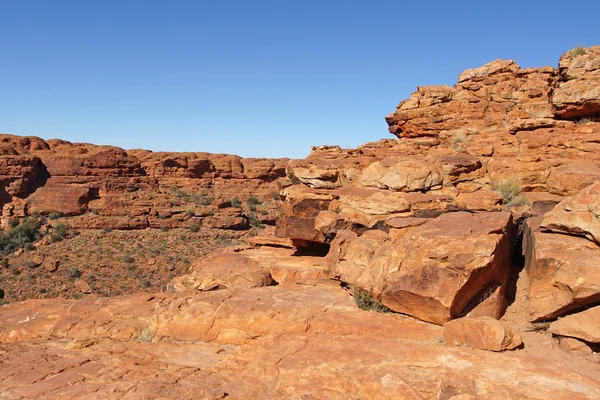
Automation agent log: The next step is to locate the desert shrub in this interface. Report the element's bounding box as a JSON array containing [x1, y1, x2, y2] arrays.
[[140, 278, 151, 288], [161, 226, 169, 232], [67, 267, 81, 279], [186, 209, 195, 217], [491, 178, 529, 206], [189, 226, 199, 233], [0, 217, 42, 255], [286, 169, 301, 184], [248, 212, 264, 229], [271, 192, 280, 200], [190, 194, 214, 205], [569, 46, 587, 57], [247, 196, 261, 205], [123, 252, 135, 264], [451, 131, 467, 150], [48, 212, 62, 220], [352, 287, 391, 313], [231, 197, 242, 208], [137, 326, 156, 342], [171, 185, 188, 199], [49, 223, 69, 243], [575, 116, 595, 125]]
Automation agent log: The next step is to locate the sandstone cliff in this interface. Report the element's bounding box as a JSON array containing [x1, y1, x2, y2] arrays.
[[0, 135, 289, 230]]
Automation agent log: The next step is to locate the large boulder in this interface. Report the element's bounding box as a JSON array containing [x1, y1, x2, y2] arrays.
[[444, 317, 523, 351], [541, 181, 600, 245], [523, 218, 600, 321], [550, 306, 600, 344]]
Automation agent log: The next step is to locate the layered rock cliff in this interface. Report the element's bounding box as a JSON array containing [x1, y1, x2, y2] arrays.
[[0, 135, 288, 230]]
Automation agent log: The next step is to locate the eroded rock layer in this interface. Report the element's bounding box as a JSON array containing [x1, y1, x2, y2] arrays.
[[0, 135, 289, 230]]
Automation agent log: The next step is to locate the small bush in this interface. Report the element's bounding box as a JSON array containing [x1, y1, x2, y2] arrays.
[[247, 196, 261, 205], [171, 185, 188, 199], [451, 131, 468, 151], [161, 226, 169, 232], [286, 170, 301, 184], [352, 287, 391, 313], [575, 116, 595, 125], [67, 267, 81, 279], [0, 217, 43, 256], [48, 212, 62, 220], [569, 46, 587, 57], [190, 194, 214, 205], [189, 226, 199, 233], [49, 223, 69, 243], [186, 209, 195, 217], [491, 178, 529, 206], [231, 197, 242, 208], [123, 252, 135, 264]]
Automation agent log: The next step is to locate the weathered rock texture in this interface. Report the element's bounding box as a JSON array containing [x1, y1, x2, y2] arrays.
[[1, 285, 599, 399], [275, 46, 600, 326], [0, 135, 288, 230]]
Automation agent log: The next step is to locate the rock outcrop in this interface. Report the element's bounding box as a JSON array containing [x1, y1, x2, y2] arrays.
[[0, 135, 288, 230], [1, 46, 600, 398]]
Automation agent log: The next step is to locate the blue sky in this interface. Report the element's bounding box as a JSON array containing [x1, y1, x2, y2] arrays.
[[1, 1, 598, 158]]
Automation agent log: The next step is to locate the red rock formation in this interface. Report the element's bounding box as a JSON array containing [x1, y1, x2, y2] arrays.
[[0, 134, 288, 230]]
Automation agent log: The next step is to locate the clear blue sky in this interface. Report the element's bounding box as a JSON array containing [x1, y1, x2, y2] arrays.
[[1, 1, 598, 158]]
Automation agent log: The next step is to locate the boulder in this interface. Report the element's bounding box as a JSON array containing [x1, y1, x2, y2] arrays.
[[524, 219, 600, 321], [550, 306, 600, 343], [541, 181, 600, 245], [552, 46, 600, 119], [170, 252, 273, 293], [444, 317, 522, 351]]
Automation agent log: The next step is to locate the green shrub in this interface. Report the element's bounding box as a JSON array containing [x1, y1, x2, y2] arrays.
[[49, 222, 69, 243], [67, 267, 81, 279], [352, 287, 391, 313], [189, 226, 199, 233], [231, 197, 242, 208], [48, 212, 62, 220], [0, 217, 42, 255], [186, 209, 195, 217], [247, 196, 261, 205]]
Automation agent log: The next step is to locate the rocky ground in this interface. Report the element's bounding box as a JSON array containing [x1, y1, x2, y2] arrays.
[[1, 46, 600, 399]]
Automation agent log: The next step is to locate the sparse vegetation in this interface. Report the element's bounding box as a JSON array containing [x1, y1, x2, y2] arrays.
[[451, 131, 468, 151], [190, 194, 215, 205], [575, 116, 596, 125], [49, 223, 69, 243], [247, 196, 261, 206], [491, 178, 529, 206], [568, 46, 587, 57], [286, 169, 301, 184], [137, 326, 156, 342], [352, 287, 391, 313], [231, 197, 242, 208], [48, 212, 62, 220], [67, 267, 81, 279], [170, 185, 189, 199], [0, 217, 43, 256]]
